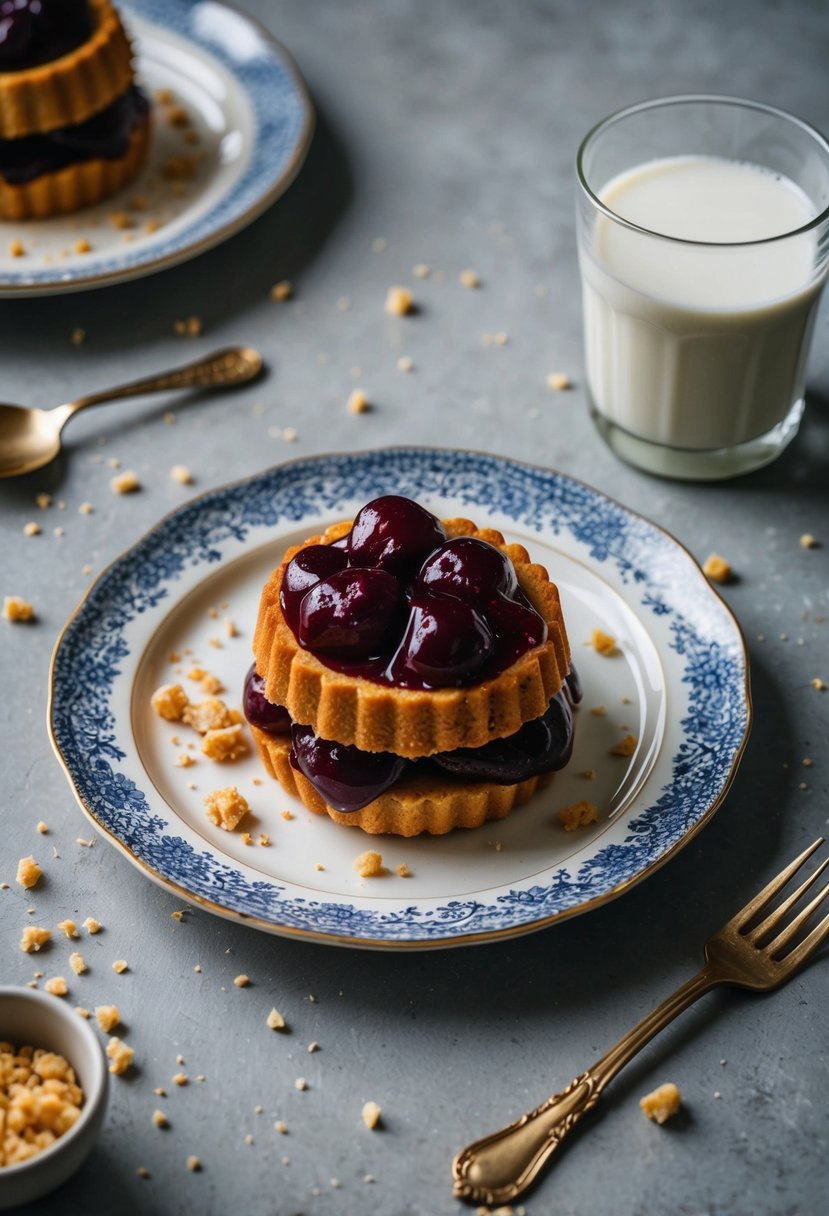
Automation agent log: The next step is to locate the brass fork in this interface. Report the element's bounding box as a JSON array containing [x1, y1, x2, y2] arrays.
[[453, 838, 829, 1207]]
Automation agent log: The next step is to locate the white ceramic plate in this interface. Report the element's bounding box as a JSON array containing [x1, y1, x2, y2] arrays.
[[49, 449, 751, 949], [0, 0, 313, 295]]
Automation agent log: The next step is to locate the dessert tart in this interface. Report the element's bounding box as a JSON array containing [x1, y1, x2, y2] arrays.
[[0, 0, 149, 219], [246, 495, 580, 836]]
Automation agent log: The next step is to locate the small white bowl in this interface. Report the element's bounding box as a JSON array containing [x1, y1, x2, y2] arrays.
[[0, 987, 109, 1210]]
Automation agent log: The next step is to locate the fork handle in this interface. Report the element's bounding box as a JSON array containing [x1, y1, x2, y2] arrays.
[[452, 967, 717, 1207]]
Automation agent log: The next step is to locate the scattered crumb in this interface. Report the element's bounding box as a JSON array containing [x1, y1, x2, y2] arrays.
[[137, 1167, 150, 1179], [182, 697, 238, 734], [95, 1005, 120, 1033], [281, 810, 295, 821], [314, 862, 325, 872], [275, 1119, 288, 1133], [20, 926, 51, 953], [112, 960, 128, 975], [640, 1082, 681, 1124], [173, 315, 202, 336], [9, 239, 25, 257], [241, 832, 254, 846], [591, 628, 617, 656], [70, 327, 86, 346], [107, 1038, 135, 1076], [546, 372, 571, 391], [36, 821, 48, 834], [270, 280, 293, 301], [362, 1101, 382, 1130], [459, 268, 480, 289], [78, 502, 94, 515], [347, 388, 370, 415], [15, 856, 42, 890], [396, 863, 412, 877], [166, 105, 190, 127], [800, 533, 818, 548], [233, 975, 249, 988], [76, 837, 94, 848], [803, 757, 813, 767], [110, 470, 141, 495], [295, 1078, 308, 1091], [204, 786, 249, 831], [703, 554, 731, 583], [308, 1041, 319, 1053], [201, 724, 247, 761], [170, 465, 193, 485], [282, 426, 298, 443], [580, 769, 597, 780], [76, 1008, 90, 1019], [44, 977, 68, 997], [589, 706, 607, 717], [154, 1088, 167, 1097], [4, 596, 34, 622], [811, 678, 826, 691], [23, 521, 41, 537], [73, 239, 92, 255], [224, 619, 237, 638], [109, 210, 133, 230], [163, 412, 176, 425], [354, 851, 385, 878], [152, 1109, 169, 1128], [35, 493, 52, 509], [83, 917, 102, 934], [266, 1008, 286, 1031], [69, 952, 87, 976], [412, 263, 430, 278], [173, 1073, 188, 1086], [53, 527, 64, 538], [384, 285, 413, 315], [396, 355, 414, 373], [187, 1155, 201, 1171], [175, 753, 196, 768], [558, 801, 599, 831], [493, 331, 508, 346], [611, 735, 638, 758]]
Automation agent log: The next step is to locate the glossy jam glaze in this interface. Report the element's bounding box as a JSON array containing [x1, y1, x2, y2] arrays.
[[0, 83, 147, 184], [244, 669, 581, 814], [0, 0, 92, 72], [279, 497, 549, 690]]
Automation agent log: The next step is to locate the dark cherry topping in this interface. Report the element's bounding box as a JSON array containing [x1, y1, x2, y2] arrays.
[[280, 543, 348, 634], [432, 692, 574, 783], [391, 594, 494, 688], [348, 495, 447, 575], [417, 537, 517, 605], [280, 671, 579, 812], [298, 567, 403, 659], [0, 0, 92, 72], [278, 496, 548, 691], [242, 664, 291, 734], [0, 85, 148, 185], [291, 724, 406, 813]]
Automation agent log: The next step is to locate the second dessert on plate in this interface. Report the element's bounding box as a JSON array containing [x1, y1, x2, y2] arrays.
[[245, 495, 580, 835]]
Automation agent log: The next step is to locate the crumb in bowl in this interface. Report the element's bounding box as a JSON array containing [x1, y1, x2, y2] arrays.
[[0, 1044, 84, 1165]]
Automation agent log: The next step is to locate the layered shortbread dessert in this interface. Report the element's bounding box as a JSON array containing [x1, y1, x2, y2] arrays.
[[0, 0, 149, 219], [245, 495, 580, 836]]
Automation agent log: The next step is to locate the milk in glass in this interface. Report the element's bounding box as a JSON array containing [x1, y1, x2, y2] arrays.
[[580, 156, 820, 451]]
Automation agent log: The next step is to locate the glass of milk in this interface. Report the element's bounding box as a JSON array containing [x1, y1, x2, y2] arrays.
[[576, 96, 829, 479]]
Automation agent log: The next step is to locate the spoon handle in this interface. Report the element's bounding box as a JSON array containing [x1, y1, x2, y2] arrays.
[[60, 346, 263, 418]]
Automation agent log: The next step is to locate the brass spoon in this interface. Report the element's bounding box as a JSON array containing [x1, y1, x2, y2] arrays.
[[0, 346, 263, 478]]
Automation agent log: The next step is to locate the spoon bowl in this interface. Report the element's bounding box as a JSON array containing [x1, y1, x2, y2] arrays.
[[0, 346, 263, 478]]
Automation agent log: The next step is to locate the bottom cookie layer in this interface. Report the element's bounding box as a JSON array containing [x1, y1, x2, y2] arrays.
[[250, 724, 554, 837]]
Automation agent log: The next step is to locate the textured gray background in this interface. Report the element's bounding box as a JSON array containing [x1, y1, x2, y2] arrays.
[[2, 1, 828, 1213]]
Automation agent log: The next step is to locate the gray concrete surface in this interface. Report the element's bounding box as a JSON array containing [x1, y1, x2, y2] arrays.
[[1, 1, 828, 1213]]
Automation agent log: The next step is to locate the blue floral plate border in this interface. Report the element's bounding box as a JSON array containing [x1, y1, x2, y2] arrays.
[[49, 449, 751, 949]]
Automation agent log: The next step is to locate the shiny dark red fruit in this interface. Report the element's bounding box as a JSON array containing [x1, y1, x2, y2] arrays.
[[348, 495, 447, 575], [291, 724, 407, 813], [433, 690, 574, 782], [298, 567, 403, 658], [0, 0, 92, 70], [242, 664, 292, 734], [416, 536, 518, 605], [280, 544, 349, 634], [394, 594, 494, 687]]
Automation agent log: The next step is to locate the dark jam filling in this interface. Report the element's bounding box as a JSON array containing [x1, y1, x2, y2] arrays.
[[279, 496, 549, 691], [0, 1, 93, 72], [0, 84, 148, 185], [243, 663, 581, 814]]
